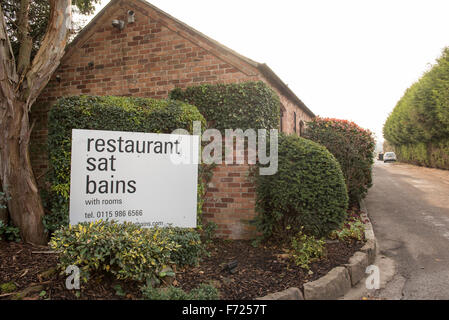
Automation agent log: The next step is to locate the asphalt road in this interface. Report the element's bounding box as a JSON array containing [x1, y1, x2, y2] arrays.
[[364, 160, 449, 299]]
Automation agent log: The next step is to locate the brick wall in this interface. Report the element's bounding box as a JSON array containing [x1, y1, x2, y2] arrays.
[[30, 0, 313, 239], [203, 164, 257, 239]]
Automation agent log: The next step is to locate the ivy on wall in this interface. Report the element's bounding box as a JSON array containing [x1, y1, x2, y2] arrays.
[[169, 81, 281, 133]]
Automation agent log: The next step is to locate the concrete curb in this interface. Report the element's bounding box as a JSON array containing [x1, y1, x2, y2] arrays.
[[256, 199, 377, 300], [256, 287, 304, 300]]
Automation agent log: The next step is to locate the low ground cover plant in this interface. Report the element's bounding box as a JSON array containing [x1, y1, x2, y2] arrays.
[[0, 193, 21, 243], [290, 227, 326, 270], [141, 283, 219, 300], [49, 220, 204, 285], [0, 221, 21, 242], [329, 209, 365, 243]]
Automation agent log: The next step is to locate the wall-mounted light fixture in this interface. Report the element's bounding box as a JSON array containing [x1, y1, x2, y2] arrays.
[[127, 10, 135, 23], [112, 19, 125, 31]]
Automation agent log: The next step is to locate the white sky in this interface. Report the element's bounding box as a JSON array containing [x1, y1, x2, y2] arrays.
[[87, 0, 449, 142]]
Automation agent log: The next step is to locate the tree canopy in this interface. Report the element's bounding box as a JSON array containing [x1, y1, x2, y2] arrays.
[[1, 0, 99, 63]]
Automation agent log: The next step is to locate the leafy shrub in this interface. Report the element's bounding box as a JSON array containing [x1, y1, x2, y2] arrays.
[[49, 220, 204, 284], [169, 81, 280, 133], [0, 221, 21, 242], [45, 96, 206, 233], [330, 220, 364, 243], [329, 209, 365, 243], [383, 47, 449, 169], [290, 228, 326, 270], [304, 117, 375, 204], [254, 133, 348, 239], [167, 228, 205, 267], [141, 283, 219, 300], [201, 221, 218, 245]]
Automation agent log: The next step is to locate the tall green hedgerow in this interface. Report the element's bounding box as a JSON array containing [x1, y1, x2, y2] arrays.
[[304, 117, 375, 205], [169, 81, 280, 133], [45, 96, 206, 233], [254, 134, 348, 239], [383, 47, 449, 168]]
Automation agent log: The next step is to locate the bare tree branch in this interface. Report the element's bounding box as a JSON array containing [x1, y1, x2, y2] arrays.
[[0, 5, 17, 120], [0, 5, 17, 85], [17, 0, 32, 76], [23, 0, 71, 106]]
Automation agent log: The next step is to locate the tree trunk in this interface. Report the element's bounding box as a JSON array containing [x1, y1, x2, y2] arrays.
[[0, 0, 72, 244], [0, 98, 47, 244]]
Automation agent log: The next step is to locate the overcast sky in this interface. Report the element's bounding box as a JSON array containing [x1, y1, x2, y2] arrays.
[[88, 0, 449, 142]]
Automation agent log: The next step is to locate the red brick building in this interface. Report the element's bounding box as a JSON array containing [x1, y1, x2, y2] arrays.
[[31, 0, 315, 238]]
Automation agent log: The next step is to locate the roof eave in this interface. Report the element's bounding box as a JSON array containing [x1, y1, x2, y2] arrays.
[[257, 64, 315, 118]]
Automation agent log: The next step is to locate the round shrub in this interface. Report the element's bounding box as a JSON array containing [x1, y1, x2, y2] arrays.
[[254, 134, 348, 239], [304, 118, 375, 205]]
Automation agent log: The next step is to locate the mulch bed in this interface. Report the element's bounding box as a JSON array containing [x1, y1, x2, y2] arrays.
[[179, 238, 363, 300], [0, 236, 363, 300]]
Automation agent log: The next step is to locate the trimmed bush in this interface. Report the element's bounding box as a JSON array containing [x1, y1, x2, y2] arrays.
[[49, 221, 204, 283], [254, 134, 348, 239], [304, 117, 375, 204], [169, 81, 280, 133], [45, 96, 206, 233]]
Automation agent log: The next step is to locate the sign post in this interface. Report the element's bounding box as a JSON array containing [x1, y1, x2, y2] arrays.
[[69, 129, 199, 228]]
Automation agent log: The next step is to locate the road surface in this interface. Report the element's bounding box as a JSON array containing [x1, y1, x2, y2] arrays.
[[364, 161, 449, 299]]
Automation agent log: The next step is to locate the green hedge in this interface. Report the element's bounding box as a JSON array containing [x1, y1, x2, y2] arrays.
[[169, 81, 280, 132], [393, 140, 449, 169], [383, 47, 449, 168], [304, 117, 375, 204], [254, 134, 348, 239], [45, 96, 206, 233]]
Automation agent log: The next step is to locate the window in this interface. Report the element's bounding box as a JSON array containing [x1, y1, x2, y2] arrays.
[[294, 112, 297, 134], [280, 109, 284, 132], [299, 120, 304, 136]]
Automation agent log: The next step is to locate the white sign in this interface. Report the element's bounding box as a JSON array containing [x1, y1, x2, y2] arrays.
[[69, 129, 199, 228]]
